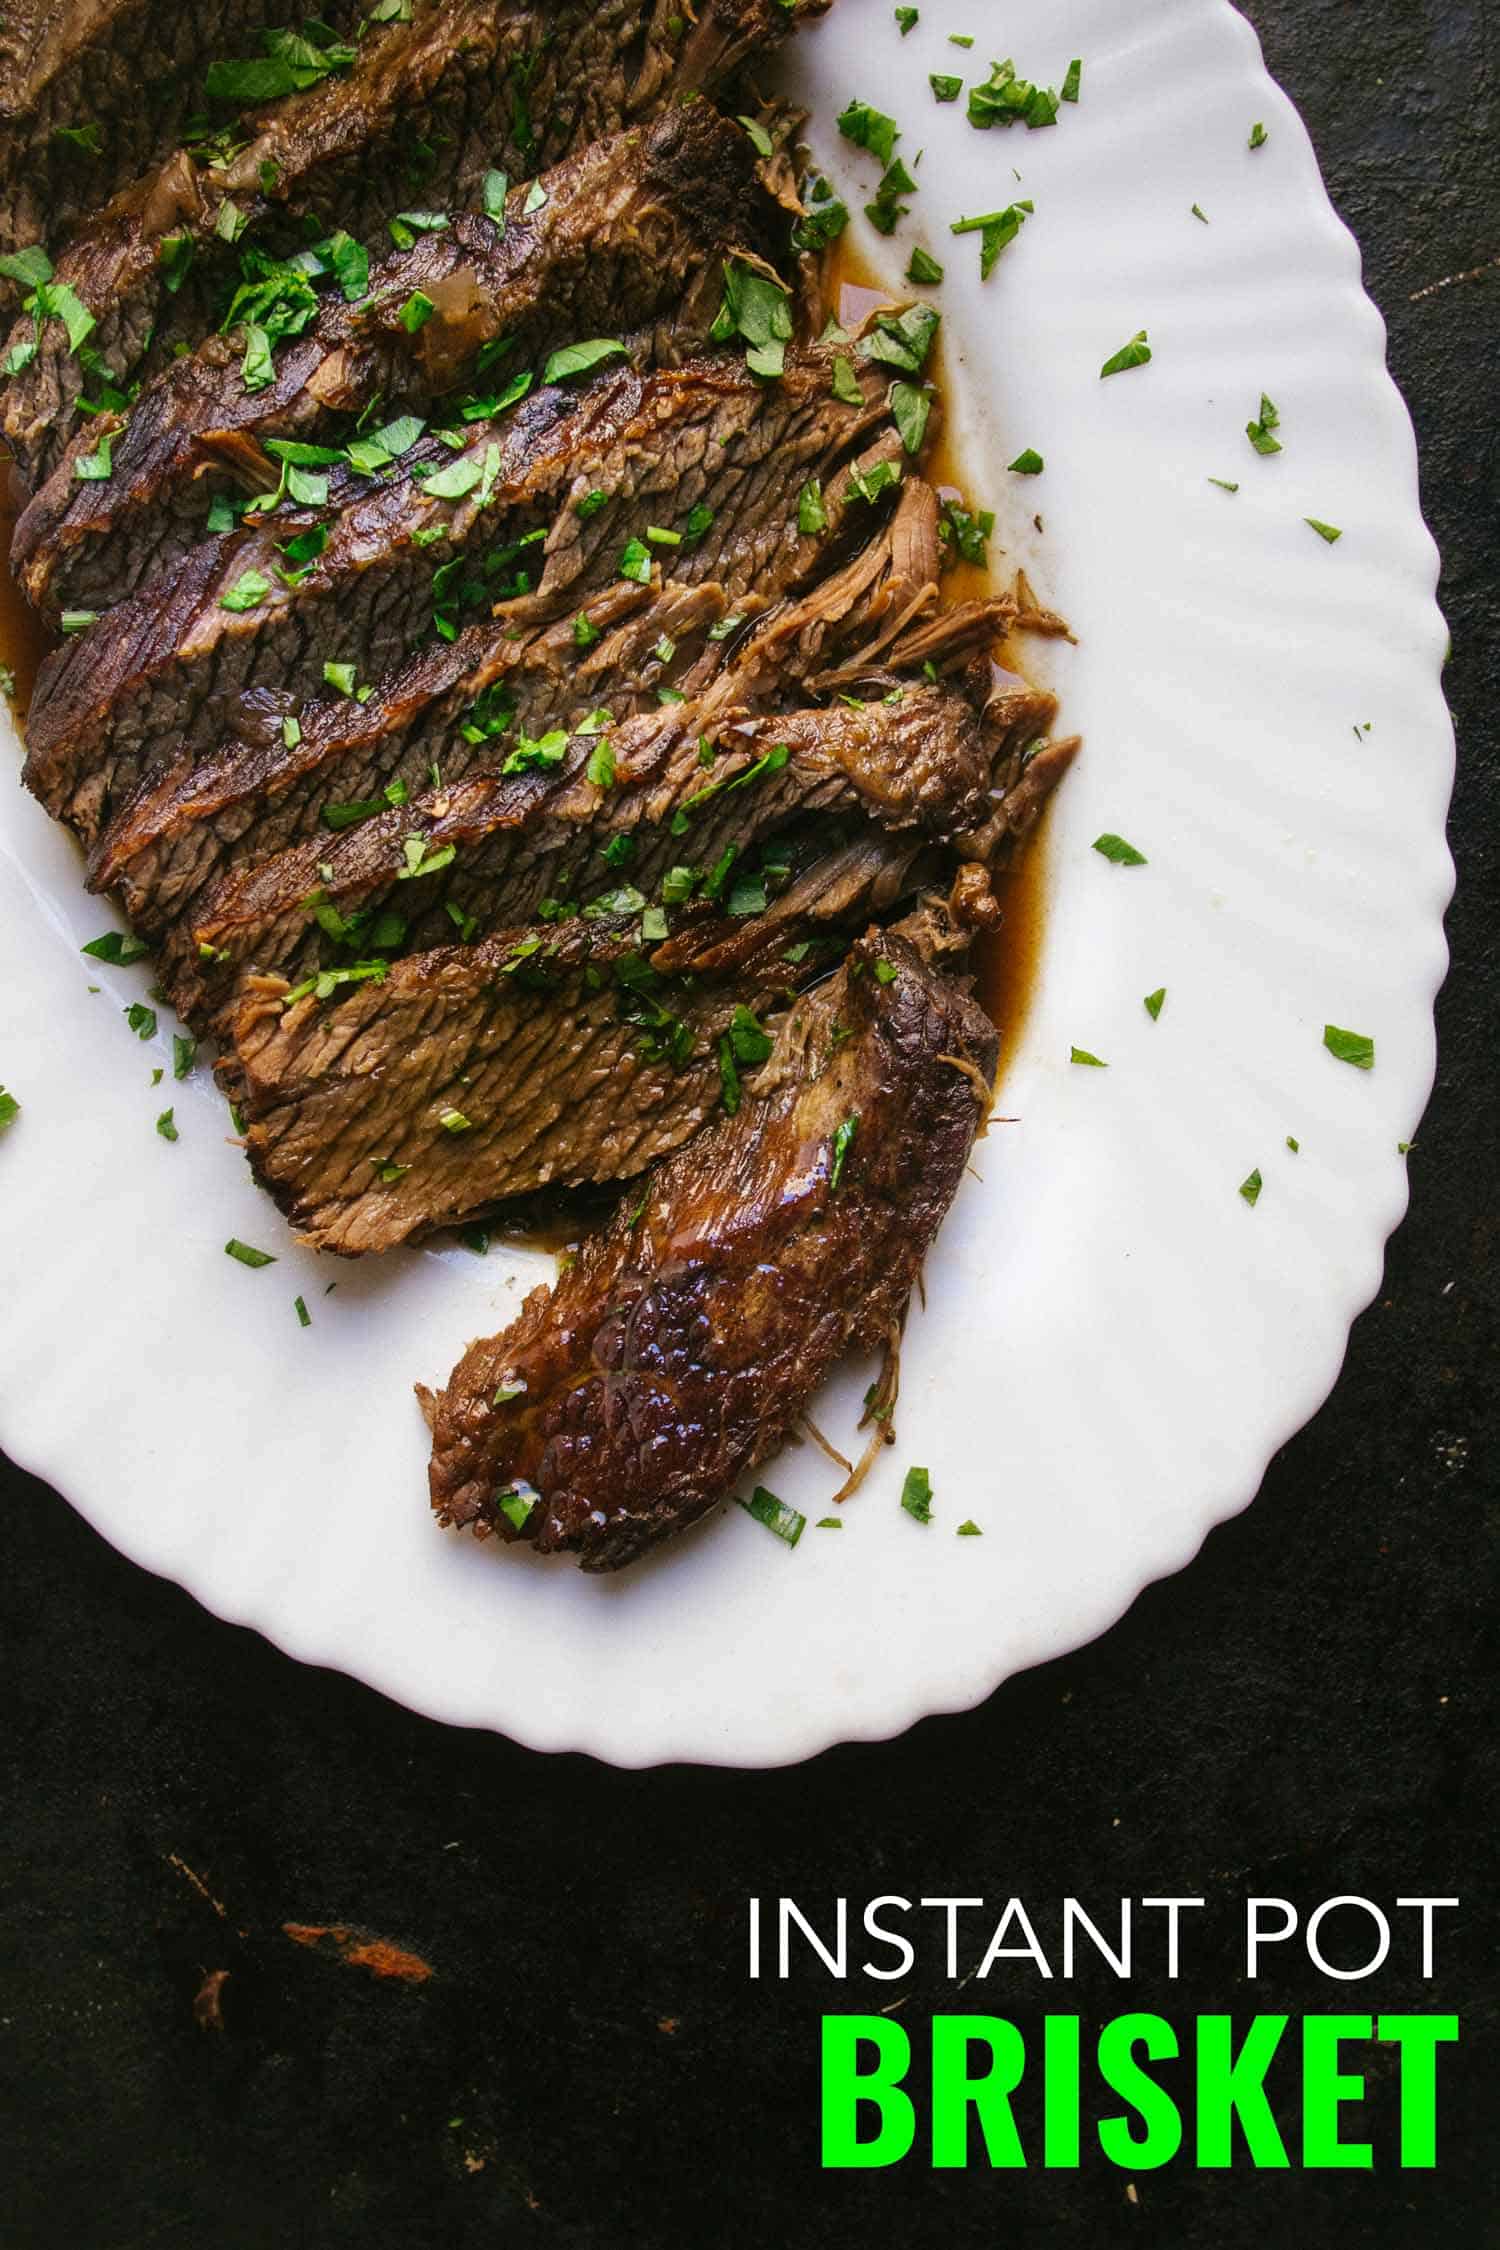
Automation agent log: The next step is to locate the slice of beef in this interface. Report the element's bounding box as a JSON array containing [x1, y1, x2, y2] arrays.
[[229, 837, 917, 1254], [16, 105, 775, 616], [86, 477, 982, 952], [91, 579, 728, 978], [425, 919, 998, 1569], [1, 0, 801, 483], [0, 0, 362, 265], [25, 349, 895, 846], [88, 485, 1032, 1036], [185, 679, 1019, 1035]]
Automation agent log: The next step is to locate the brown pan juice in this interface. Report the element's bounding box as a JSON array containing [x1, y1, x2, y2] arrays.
[[829, 237, 1055, 1065]]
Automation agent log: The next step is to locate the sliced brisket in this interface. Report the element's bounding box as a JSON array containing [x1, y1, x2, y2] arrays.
[[25, 349, 895, 846], [1, 0, 798, 483], [0, 0, 361, 264], [92, 580, 720, 928], [186, 680, 1017, 1035], [230, 834, 925, 1254], [15, 105, 774, 616], [424, 919, 998, 1568]]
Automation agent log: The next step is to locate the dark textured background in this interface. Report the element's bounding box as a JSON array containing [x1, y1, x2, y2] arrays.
[[2, 4, 1495, 2243]]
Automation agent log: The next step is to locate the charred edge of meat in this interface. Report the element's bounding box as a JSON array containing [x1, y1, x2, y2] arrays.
[[424, 918, 998, 1569]]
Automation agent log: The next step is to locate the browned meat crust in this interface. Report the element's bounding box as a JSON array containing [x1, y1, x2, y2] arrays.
[[425, 921, 998, 1569]]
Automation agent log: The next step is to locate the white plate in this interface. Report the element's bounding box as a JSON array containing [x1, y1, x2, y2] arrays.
[[0, 0, 1451, 1766]]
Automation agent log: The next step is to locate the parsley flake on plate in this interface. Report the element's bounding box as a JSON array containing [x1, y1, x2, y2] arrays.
[[1100, 330, 1151, 378], [1092, 833, 1147, 865], [900, 1465, 933, 1523], [1324, 1023, 1374, 1069], [739, 1486, 806, 1546]]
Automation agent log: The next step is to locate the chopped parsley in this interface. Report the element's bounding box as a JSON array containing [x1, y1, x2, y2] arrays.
[[543, 337, 627, 384], [397, 289, 435, 333], [419, 453, 484, 501], [791, 185, 850, 254], [1092, 833, 1147, 866], [830, 353, 864, 404], [906, 245, 944, 285], [1061, 58, 1083, 103], [865, 156, 918, 236], [1008, 448, 1044, 475], [929, 74, 963, 103], [1208, 477, 1240, 493], [836, 98, 900, 166], [204, 24, 355, 103], [81, 929, 149, 965], [889, 380, 931, 455], [1306, 517, 1344, 544], [173, 1033, 196, 1080], [738, 1486, 806, 1547], [957, 1519, 983, 1536], [967, 57, 1061, 131], [491, 1486, 535, 1533], [868, 307, 940, 379], [829, 1113, 858, 1192], [709, 256, 794, 380], [1100, 330, 1151, 378], [74, 431, 112, 481], [951, 201, 1032, 279], [0, 1086, 17, 1133], [1323, 1023, 1374, 1069], [938, 499, 994, 566], [124, 1001, 157, 1041], [1070, 1046, 1107, 1067], [220, 570, 272, 613], [900, 1465, 933, 1523], [848, 458, 902, 507], [397, 834, 457, 880], [668, 742, 788, 834], [155, 1108, 178, 1142], [895, 7, 919, 31], [1246, 394, 1282, 455], [1143, 988, 1166, 1021], [1249, 120, 1268, 149], [225, 1238, 276, 1268], [1239, 1168, 1264, 1207], [618, 537, 654, 584], [438, 1108, 473, 1134], [294, 1295, 311, 1327]]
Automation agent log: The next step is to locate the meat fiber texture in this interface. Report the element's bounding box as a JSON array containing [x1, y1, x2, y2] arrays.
[[14, 103, 775, 617], [425, 923, 999, 1569], [0, 0, 794, 481], [23, 349, 895, 846], [0, 0, 365, 263]]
